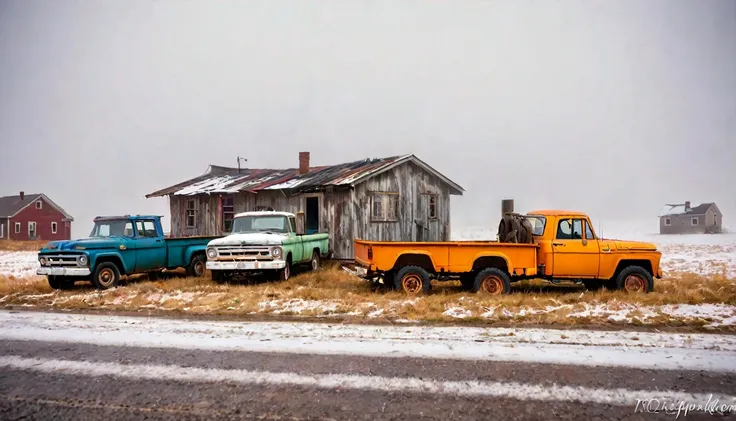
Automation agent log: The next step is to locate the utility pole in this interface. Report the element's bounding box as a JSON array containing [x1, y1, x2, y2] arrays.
[[237, 156, 248, 173]]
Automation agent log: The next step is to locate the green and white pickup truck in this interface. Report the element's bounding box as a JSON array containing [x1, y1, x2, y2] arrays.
[[205, 211, 329, 282]]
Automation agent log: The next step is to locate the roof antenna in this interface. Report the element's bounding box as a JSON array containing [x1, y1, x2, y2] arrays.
[[237, 156, 248, 173]]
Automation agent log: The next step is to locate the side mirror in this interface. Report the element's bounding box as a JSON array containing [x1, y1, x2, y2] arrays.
[[295, 212, 305, 235]]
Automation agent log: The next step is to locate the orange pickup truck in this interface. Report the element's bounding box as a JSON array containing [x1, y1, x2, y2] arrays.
[[354, 210, 663, 295]]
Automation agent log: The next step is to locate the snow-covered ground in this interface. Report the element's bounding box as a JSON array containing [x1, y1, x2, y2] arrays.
[[0, 251, 39, 279]]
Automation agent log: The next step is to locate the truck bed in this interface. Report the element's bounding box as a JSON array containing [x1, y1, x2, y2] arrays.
[[354, 239, 539, 277], [164, 236, 221, 268]]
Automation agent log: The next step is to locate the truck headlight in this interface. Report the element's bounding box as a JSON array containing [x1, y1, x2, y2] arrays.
[[271, 247, 282, 258], [39, 257, 47, 266], [206, 247, 218, 259], [78, 255, 88, 266]]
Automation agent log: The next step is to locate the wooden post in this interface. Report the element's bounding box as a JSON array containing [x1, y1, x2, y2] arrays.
[[501, 199, 514, 216]]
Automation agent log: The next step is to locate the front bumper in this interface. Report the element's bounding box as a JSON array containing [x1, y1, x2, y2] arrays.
[[206, 260, 286, 271], [37, 267, 91, 277]]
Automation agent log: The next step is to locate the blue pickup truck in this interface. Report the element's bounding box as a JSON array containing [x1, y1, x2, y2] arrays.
[[36, 215, 221, 290]]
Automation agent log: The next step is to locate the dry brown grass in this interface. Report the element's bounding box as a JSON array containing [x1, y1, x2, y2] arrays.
[[0, 240, 47, 252], [1, 259, 735, 331]]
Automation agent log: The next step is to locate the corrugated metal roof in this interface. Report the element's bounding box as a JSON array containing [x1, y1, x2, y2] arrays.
[[145, 154, 465, 198]]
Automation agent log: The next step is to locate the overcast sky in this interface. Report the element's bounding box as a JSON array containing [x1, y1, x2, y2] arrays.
[[1, 0, 734, 237]]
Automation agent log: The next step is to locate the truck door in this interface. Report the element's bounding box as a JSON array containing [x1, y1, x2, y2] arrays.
[[551, 217, 600, 278], [134, 219, 167, 272]]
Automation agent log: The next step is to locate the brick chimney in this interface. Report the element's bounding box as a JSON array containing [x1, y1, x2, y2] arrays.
[[19, 191, 24, 200], [685, 201, 691, 211], [299, 152, 310, 175]]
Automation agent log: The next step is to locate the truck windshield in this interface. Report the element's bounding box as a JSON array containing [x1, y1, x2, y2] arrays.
[[90, 220, 135, 238], [524, 216, 547, 236], [231, 216, 289, 234]]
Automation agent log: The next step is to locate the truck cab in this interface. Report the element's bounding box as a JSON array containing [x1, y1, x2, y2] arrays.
[[205, 211, 329, 282], [37, 215, 219, 290], [525, 210, 663, 290]]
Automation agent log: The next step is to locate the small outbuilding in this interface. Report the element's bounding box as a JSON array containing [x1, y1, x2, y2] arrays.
[[146, 153, 464, 259], [659, 201, 723, 234]]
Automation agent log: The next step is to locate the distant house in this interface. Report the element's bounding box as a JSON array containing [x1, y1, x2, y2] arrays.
[[145, 152, 464, 259], [0, 192, 74, 241], [659, 201, 723, 234]]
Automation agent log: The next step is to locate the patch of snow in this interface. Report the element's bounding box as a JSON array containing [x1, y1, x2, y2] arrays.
[[442, 307, 472, 318], [0, 251, 39, 279], [2, 310, 736, 373], [258, 299, 339, 314]]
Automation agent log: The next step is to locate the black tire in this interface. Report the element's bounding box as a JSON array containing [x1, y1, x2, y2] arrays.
[[615, 265, 654, 293], [278, 257, 292, 281], [473, 267, 512, 295], [393, 265, 431, 295], [47, 275, 74, 290], [91, 262, 121, 290], [309, 250, 320, 271], [186, 254, 206, 278]]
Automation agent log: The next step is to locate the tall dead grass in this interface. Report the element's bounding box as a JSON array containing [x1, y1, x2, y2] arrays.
[[1, 258, 734, 330], [0, 240, 47, 252]]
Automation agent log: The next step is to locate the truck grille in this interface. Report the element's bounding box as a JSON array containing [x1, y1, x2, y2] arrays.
[[44, 254, 81, 266], [215, 246, 273, 260]]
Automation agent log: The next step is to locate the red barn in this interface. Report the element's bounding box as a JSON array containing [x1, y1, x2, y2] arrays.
[[0, 192, 74, 241]]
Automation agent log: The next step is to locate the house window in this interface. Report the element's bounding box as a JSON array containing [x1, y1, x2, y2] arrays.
[[222, 196, 235, 231], [51, 222, 57, 234], [371, 192, 399, 222], [691, 216, 699, 226], [428, 195, 438, 219], [15, 222, 21, 234], [35, 200, 42, 209], [28, 221, 37, 239], [664, 217, 671, 226], [186, 200, 196, 228]]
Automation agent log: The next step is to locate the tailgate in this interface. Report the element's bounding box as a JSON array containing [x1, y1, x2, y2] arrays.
[[354, 240, 373, 267]]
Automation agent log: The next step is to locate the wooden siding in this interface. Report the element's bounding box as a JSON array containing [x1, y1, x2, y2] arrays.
[[659, 207, 723, 234], [167, 160, 455, 259]]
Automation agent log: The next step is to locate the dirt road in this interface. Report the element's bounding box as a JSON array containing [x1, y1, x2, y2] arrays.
[[0, 310, 734, 420]]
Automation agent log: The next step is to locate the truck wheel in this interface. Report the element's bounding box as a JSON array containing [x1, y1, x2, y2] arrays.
[[278, 261, 291, 281], [47, 276, 74, 290], [473, 268, 511, 295], [616, 266, 653, 293], [186, 254, 206, 277], [92, 262, 121, 290], [394, 266, 431, 295], [310, 251, 320, 271]]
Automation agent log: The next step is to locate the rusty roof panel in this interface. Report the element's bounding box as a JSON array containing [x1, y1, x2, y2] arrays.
[[145, 154, 464, 198]]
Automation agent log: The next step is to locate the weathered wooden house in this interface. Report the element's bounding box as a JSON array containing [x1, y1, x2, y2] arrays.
[[145, 153, 464, 259], [659, 201, 723, 234]]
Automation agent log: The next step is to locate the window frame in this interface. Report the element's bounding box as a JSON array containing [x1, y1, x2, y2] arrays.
[[28, 221, 37, 238], [691, 216, 699, 226], [370, 192, 399, 222], [35, 200, 42, 209], [427, 194, 438, 220], [221, 195, 235, 232], [664, 217, 671, 226], [555, 218, 585, 240], [51, 222, 57, 234], [186, 199, 196, 228], [15, 222, 21, 234]]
